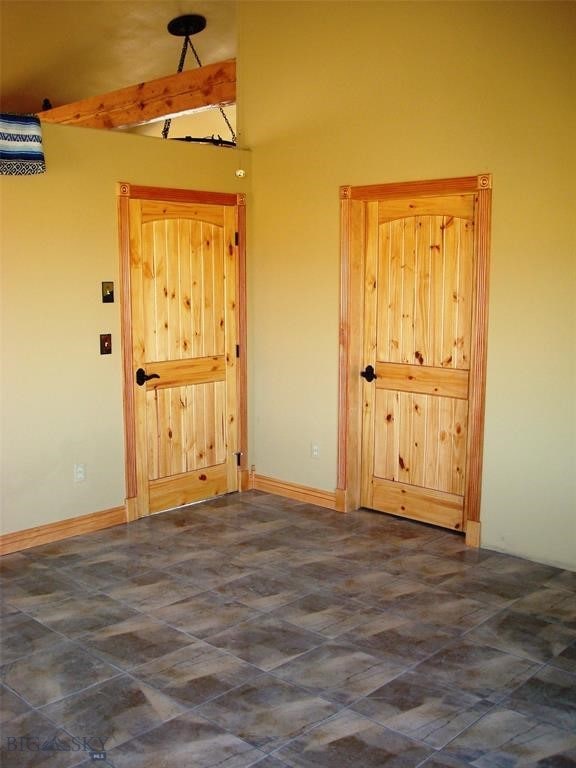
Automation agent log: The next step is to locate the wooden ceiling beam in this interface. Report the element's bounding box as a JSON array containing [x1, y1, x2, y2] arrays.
[[38, 58, 236, 130]]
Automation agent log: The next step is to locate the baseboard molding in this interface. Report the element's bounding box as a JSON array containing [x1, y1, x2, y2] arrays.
[[251, 473, 337, 510], [125, 496, 139, 523], [0, 506, 127, 556], [334, 488, 350, 513], [238, 468, 252, 492], [465, 519, 481, 548]]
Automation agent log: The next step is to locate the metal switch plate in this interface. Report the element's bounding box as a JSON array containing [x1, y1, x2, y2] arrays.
[[100, 334, 112, 355], [102, 282, 114, 303]]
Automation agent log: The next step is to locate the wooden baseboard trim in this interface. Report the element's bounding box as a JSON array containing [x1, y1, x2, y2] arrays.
[[251, 473, 337, 510], [125, 497, 139, 523], [0, 506, 127, 556], [334, 488, 352, 513], [465, 519, 481, 548], [238, 468, 252, 492]]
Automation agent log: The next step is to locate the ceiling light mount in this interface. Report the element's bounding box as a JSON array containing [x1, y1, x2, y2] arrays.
[[167, 14, 207, 38], [162, 13, 236, 146]]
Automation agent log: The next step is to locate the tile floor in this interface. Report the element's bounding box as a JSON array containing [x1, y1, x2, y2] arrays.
[[1, 491, 575, 767]]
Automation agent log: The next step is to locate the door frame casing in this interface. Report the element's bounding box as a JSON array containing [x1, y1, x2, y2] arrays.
[[336, 175, 492, 546], [117, 182, 248, 521]]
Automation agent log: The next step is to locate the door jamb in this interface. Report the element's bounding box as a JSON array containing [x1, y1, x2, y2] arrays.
[[336, 175, 492, 547], [117, 182, 248, 521]]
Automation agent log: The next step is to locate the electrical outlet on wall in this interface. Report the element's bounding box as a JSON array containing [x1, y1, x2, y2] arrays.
[[73, 463, 86, 482], [311, 443, 320, 459]]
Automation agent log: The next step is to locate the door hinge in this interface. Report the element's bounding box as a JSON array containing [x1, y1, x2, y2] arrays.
[[234, 451, 242, 467], [235, 231, 239, 246], [236, 344, 240, 358]]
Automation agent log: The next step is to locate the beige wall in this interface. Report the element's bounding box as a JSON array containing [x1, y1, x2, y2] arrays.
[[0, 124, 250, 534], [1, 2, 575, 572], [239, 1, 576, 569]]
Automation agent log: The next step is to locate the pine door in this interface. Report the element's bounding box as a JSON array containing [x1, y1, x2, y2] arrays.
[[339, 176, 491, 541], [119, 185, 245, 518]]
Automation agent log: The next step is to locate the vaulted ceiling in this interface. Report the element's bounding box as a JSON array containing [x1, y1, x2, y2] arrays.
[[0, 1, 237, 138]]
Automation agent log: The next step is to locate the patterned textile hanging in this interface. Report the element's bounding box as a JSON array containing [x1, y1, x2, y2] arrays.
[[0, 113, 46, 175]]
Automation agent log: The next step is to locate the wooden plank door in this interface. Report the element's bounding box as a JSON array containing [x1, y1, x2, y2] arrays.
[[339, 176, 491, 542], [118, 184, 246, 518]]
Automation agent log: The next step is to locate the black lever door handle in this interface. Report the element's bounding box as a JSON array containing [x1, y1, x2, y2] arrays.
[[136, 368, 160, 386], [360, 364, 377, 383]]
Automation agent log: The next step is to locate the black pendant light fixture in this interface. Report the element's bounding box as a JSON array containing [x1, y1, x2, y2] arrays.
[[162, 14, 236, 147]]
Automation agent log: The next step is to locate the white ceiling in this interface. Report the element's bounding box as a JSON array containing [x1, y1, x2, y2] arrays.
[[0, 1, 237, 138]]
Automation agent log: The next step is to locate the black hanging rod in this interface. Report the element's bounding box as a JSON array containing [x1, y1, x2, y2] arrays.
[[170, 135, 236, 148]]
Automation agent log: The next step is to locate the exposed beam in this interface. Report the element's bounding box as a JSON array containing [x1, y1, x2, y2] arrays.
[[38, 58, 236, 130]]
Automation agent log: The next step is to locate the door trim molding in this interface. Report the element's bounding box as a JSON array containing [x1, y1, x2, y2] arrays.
[[117, 183, 247, 519], [337, 175, 491, 546]]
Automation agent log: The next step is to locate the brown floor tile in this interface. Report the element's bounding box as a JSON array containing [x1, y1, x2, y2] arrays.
[[0, 613, 63, 664], [269, 592, 381, 638], [382, 588, 499, 631], [478, 554, 562, 585], [207, 615, 324, 671], [339, 612, 458, 665], [419, 756, 477, 768], [27, 592, 141, 639], [506, 664, 576, 731], [412, 639, 540, 703], [89, 712, 266, 767], [40, 675, 186, 752], [549, 639, 576, 674], [466, 608, 576, 663], [0, 683, 31, 723], [197, 674, 339, 753], [382, 552, 472, 585], [101, 569, 202, 611], [131, 641, 260, 708], [274, 709, 432, 767], [0, 571, 93, 611], [445, 705, 576, 766], [271, 639, 406, 704], [331, 570, 416, 605], [2, 491, 574, 768], [439, 569, 539, 607], [0, 709, 94, 767], [250, 759, 290, 768], [0, 553, 51, 581], [167, 552, 256, 590], [351, 670, 492, 747], [1, 639, 119, 707], [213, 570, 313, 612], [150, 590, 263, 638], [511, 585, 576, 628], [545, 570, 576, 592], [78, 615, 196, 670]]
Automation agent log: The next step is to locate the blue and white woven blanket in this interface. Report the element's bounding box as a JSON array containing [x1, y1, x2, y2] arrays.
[[0, 113, 46, 175]]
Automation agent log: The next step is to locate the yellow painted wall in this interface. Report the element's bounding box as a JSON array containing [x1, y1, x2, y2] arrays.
[[239, 2, 576, 568], [1, 2, 574, 572], [0, 124, 250, 534]]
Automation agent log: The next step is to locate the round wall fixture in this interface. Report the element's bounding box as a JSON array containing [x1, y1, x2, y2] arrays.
[[167, 14, 207, 37]]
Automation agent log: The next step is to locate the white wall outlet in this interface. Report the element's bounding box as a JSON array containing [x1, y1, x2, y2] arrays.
[[73, 463, 86, 483], [311, 443, 320, 459]]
